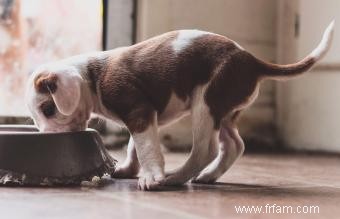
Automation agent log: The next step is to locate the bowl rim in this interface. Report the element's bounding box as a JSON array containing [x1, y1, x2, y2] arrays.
[[0, 125, 98, 136]]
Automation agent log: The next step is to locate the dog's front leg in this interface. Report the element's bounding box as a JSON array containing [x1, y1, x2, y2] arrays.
[[130, 113, 165, 190]]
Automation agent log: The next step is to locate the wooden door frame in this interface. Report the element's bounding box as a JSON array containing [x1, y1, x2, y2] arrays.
[[103, 0, 137, 50]]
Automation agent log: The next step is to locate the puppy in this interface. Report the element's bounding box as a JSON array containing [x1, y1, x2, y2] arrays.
[[26, 21, 334, 190]]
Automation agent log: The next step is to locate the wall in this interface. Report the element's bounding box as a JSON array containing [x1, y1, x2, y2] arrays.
[[136, 0, 278, 149], [0, 0, 102, 116], [105, 0, 134, 49], [277, 0, 340, 152]]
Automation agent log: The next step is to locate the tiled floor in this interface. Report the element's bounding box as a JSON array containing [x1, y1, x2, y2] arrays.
[[0, 150, 340, 219]]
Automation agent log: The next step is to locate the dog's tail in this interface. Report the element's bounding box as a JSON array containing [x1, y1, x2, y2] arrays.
[[256, 21, 334, 80]]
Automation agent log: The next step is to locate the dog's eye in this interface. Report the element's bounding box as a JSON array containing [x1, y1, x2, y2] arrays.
[[40, 101, 56, 118]]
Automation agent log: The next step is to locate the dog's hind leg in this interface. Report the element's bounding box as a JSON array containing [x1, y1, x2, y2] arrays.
[[207, 131, 220, 163], [165, 131, 219, 177], [111, 136, 140, 178], [192, 120, 244, 184], [163, 86, 216, 185]]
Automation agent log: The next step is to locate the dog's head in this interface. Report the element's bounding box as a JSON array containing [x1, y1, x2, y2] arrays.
[[26, 65, 93, 132]]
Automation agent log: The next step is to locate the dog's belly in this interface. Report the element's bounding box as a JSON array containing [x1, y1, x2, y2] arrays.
[[158, 93, 190, 127]]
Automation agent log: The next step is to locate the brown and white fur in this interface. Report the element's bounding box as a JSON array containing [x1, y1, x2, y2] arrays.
[[26, 21, 334, 190]]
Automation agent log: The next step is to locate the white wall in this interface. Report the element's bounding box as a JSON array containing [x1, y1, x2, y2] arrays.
[[277, 0, 340, 152]]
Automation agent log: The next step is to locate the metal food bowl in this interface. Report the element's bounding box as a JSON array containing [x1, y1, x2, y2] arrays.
[[0, 125, 116, 186]]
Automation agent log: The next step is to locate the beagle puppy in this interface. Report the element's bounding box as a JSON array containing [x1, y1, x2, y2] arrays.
[[26, 21, 334, 190]]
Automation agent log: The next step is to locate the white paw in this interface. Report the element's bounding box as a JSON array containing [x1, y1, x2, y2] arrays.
[[191, 166, 219, 184], [165, 169, 177, 177], [138, 172, 164, 191], [191, 173, 218, 184], [162, 173, 188, 186], [112, 164, 139, 179]]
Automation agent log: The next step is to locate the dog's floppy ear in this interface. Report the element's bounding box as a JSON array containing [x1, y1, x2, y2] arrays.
[[34, 70, 82, 116]]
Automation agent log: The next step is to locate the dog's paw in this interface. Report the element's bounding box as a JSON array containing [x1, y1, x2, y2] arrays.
[[162, 174, 187, 186], [191, 172, 218, 184], [112, 165, 139, 179], [164, 169, 177, 177], [138, 173, 164, 191]]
